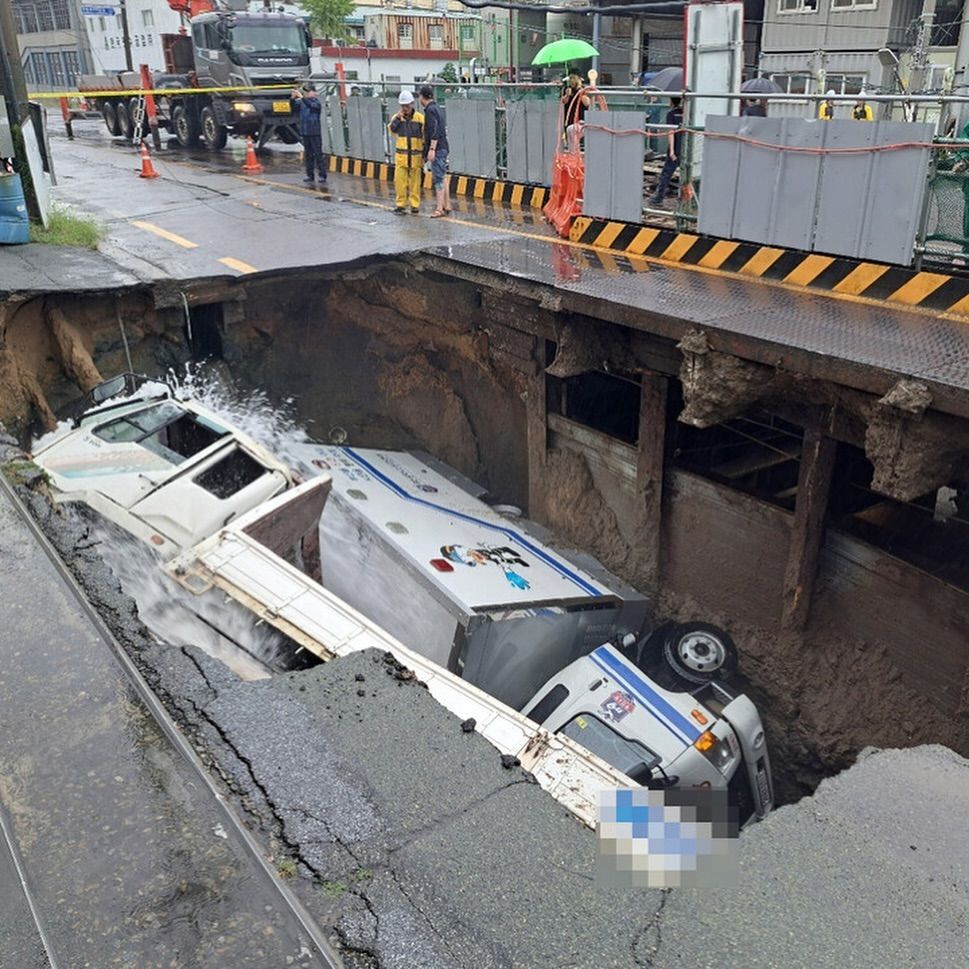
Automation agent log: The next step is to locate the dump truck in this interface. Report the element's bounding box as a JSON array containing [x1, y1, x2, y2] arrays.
[[78, 0, 311, 148]]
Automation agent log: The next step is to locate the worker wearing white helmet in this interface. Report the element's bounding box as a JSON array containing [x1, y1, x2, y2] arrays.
[[819, 89, 837, 121], [388, 91, 425, 214]]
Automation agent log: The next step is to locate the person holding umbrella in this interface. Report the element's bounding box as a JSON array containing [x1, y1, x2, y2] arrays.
[[650, 96, 683, 208], [561, 71, 592, 146], [739, 76, 782, 117]]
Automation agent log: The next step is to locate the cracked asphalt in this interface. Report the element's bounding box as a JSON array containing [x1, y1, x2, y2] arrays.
[[8, 467, 969, 968]]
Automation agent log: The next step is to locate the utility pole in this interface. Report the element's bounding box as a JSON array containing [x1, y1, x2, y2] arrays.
[[908, 0, 935, 96], [120, 0, 134, 72], [630, 17, 642, 83], [591, 0, 600, 75], [0, 0, 40, 218]]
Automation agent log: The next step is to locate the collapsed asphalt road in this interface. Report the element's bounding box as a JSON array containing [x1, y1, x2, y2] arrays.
[[9, 462, 969, 969]]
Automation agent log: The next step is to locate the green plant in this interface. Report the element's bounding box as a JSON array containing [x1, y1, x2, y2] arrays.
[[30, 206, 102, 249], [1, 459, 48, 487], [318, 879, 347, 898], [440, 62, 458, 84], [301, 0, 355, 43], [277, 858, 298, 878]]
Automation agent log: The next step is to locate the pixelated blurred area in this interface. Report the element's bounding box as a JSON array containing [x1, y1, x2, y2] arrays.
[[597, 787, 739, 889]]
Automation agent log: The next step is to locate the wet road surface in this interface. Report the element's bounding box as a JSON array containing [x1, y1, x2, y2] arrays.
[[0, 479, 339, 969]]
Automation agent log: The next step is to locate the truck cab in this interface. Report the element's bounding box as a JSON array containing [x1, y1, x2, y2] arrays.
[[523, 643, 774, 824]]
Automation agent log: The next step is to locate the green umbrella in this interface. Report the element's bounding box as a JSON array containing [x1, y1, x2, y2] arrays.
[[532, 38, 599, 66]]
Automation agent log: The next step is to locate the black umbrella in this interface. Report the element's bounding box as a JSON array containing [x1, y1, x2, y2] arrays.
[[645, 66, 684, 92], [740, 76, 783, 95]]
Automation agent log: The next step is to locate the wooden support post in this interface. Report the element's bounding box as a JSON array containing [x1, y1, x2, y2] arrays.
[[636, 374, 668, 594], [524, 342, 548, 520], [781, 418, 837, 631]]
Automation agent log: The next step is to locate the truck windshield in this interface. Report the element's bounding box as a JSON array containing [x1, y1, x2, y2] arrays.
[[560, 714, 662, 779], [230, 24, 306, 54]]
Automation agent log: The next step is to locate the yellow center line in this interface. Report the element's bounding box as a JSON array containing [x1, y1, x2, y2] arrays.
[[218, 257, 258, 274], [174, 162, 969, 326], [131, 220, 198, 249]]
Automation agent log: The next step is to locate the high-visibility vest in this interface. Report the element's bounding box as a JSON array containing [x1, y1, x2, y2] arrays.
[[819, 101, 834, 121], [388, 111, 425, 168]]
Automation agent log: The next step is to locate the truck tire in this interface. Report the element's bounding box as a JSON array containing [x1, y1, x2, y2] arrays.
[[102, 101, 121, 136], [172, 105, 200, 148], [276, 125, 299, 145], [661, 622, 738, 685], [116, 101, 133, 140], [200, 107, 228, 151]]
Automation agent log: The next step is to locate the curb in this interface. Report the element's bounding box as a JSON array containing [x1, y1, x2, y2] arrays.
[[328, 155, 548, 209], [569, 216, 969, 317]]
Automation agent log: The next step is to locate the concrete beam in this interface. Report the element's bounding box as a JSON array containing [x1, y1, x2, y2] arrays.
[[636, 375, 668, 593]]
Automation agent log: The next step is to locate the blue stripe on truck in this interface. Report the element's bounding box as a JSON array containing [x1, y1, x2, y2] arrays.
[[342, 447, 603, 598], [590, 646, 702, 745]]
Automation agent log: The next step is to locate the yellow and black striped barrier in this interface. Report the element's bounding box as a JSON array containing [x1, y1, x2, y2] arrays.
[[328, 155, 548, 209], [570, 216, 969, 318]]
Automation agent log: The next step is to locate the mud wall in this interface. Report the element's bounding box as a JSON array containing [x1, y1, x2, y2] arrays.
[[221, 267, 533, 507]]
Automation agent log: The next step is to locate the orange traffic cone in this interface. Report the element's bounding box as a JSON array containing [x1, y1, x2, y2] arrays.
[[241, 136, 262, 174], [138, 141, 159, 179]]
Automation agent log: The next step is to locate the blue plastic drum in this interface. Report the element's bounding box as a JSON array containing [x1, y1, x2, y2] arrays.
[[0, 173, 31, 245]]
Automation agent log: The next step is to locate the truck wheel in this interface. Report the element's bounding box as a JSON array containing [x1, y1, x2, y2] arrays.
[[200, 108, 228, 150], [102, 102, 121, 136], [172, 105, 200, 148], [661, 622, 738, 685], [116, 101, 132, 140], [276, 125, 299, 145]]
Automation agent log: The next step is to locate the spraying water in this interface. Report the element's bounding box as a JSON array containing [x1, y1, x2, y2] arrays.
[[32, 364, 327, 681]]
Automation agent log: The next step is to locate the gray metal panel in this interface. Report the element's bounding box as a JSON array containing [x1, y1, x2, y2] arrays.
[[583, 110, 645, 224], [699, 116, 931, 265], [446, 100, 497, 179], [0, 99, 13, 157], [505, 100, 559, 186], [324, 95, 346, 156], [813, 120, 932, 265], [347, 96, 385, 163]]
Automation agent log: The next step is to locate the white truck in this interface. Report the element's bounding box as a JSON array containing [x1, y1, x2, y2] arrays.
[[291, 444, 774, 823], [31, 375, 774, 824]]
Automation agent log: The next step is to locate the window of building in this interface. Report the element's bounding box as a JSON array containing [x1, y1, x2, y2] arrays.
[[51, 0, 70, 29], [931, 0, 963, 45], [397, 22, 413, 48], [830, 0, 877, 9], [771, 73, 812, 95], [777, 0, 818, 13], [36, 1, 54, 30], [428, 23, 443, 49], [142, 8, 153, 27], [460, 23, 475, 41], [22, 54, 36, 85], [49, 50, 66, 87], [825, 72, 867, 94], [62, 49, 80, 84]]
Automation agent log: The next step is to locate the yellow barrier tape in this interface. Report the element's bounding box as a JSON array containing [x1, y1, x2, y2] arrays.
[[31, 83, 304, 100]]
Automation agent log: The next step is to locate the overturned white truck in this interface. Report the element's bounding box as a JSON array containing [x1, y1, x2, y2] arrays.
[[31, 375, 773, 825]]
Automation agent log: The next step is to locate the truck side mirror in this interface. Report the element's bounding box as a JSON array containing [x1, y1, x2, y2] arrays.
[[221, 39, 231, 51]]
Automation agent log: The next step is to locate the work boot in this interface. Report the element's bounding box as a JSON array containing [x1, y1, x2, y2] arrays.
[[394, 206, 407, 214], [410, 207, 420, 214], [303, 176, 315, 183]]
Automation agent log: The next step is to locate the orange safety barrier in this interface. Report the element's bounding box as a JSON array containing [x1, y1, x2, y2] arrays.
[[543, 148, 584, 239]]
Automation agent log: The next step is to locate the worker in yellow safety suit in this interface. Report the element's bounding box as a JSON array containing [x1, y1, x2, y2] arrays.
[[818, 90, 836, 121], [388, 90, 425, 214], [852, 97, 874, 121]]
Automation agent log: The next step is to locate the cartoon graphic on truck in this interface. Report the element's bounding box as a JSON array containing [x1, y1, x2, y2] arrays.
[[437, 543, 531, 590]]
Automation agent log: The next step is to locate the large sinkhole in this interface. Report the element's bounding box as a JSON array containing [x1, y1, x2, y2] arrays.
[[4, 258, 968, 809]]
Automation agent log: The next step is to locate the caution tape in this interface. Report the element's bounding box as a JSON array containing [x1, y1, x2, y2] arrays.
[[30, 83, 310, 100]]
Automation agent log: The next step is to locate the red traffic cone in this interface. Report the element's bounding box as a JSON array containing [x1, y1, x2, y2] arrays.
[[138, 141, 159, 179], [241, 136, 262, 174]]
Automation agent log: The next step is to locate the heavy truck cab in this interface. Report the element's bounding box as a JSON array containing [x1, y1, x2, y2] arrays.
[[523, 642, 774, 825]]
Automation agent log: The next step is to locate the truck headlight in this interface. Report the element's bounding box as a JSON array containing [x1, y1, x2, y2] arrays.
[[694, 730, 734, 775], [233, 102, 257, 114]]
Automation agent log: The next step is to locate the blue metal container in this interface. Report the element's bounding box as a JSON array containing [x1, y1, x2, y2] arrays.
[[0, 173, 31, 245]]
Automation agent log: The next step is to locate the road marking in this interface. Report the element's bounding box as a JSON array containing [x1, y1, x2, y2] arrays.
[[218, 257, 258, 274], [132, 220, 198, 249]]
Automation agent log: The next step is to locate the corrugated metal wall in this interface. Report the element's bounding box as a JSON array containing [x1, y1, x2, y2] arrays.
[[698, 115, 933, 265]]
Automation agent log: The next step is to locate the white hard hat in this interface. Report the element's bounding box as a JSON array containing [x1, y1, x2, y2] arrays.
[[826, 89, 836, 97], [398, 91, 415, 106]]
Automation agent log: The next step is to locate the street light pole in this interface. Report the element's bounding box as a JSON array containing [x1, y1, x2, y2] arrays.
[[120, 0, 133, 72]]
